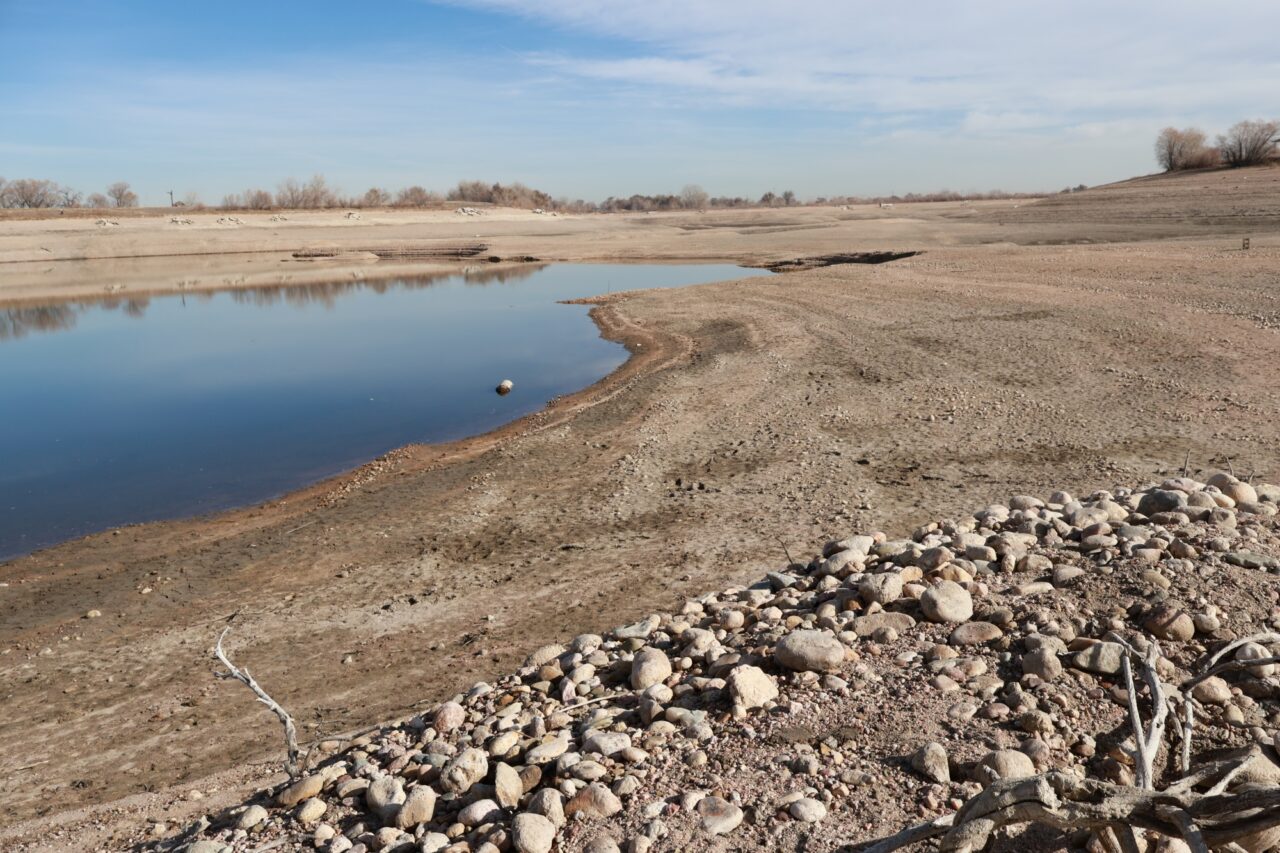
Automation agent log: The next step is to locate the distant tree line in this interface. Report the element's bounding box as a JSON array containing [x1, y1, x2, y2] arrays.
[[0, 179, 137, 209], [1, 173, 1082, 214], [1155, 119, 1279, 171]]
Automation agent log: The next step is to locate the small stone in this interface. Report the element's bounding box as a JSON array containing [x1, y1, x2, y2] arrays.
[[630, 648, 672, 690], [1022, 648, 1063, 681], [1236, 642, 1277, 677], [911, 741, 950, 784], [696, 796, 744, 835], [1137, 489, 1186, 516], [788, 797, 827, 823], [1144, 606, 1195, 642], [949, 622, 1003, 645], [976, 749, 1035, 783], [295, 797, 326, 824], [511, 812, 556, 853], [583, 837, 622, 853], [459, 798, 502, 827], [921, 580, 973, 623], [277, 774, 325, 807], [528, 788, 566, 827], [1192, 676, 1232, 705], [859, 572, 904, 604], [565, 783, 623, 818], [1069, 642, 1125, 675], [366, 775, 406, 823], [494, 762, 523, 809], [583, 730, 632, 757], [420, 833, 451, 853], [396, 785, 437, 828], [775, 629, 846, 672], [435, 701, 466, 733], [441, 747, 489, 795], [726, 665, 778, 709], [235, 804, 268, 830]]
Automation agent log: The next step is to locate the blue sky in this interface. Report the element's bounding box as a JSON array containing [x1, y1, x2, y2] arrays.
[[2, 0, 1277, 205]]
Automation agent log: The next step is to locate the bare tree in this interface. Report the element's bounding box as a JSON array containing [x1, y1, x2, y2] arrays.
[[361, 187, 391, 208], [86, 192, 110, 209], [276, 175, 337, 209], [1155, 127, 1218, 171], [275, 178, 304, 208], [680, 184, 709, 210], [107, 182, 139, 208], [2, 178, 61, 208], [782, 189, 797, 206], [244, 189, 273, 210], [1217, 119, 1280, 167], [394, 185, 441, 207]]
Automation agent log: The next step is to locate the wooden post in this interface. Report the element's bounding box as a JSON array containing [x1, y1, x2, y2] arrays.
[[1243, 237, 1250, 250]]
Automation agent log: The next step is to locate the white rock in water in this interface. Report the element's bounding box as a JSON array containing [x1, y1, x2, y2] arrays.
[[497, 379, 514, 395]]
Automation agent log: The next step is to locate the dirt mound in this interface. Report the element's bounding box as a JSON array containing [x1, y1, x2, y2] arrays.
[[144, 474, 1280, 853]]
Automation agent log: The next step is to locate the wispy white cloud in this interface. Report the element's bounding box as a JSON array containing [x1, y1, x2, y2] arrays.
[[5, 1, 1278, 199], [447, 0, 1280, 127]]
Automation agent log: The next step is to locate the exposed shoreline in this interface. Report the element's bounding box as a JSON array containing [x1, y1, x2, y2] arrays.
[[2, 171, 1279, 847]]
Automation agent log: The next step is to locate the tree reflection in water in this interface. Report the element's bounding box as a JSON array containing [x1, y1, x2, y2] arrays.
[[0, 264, 547, 340]]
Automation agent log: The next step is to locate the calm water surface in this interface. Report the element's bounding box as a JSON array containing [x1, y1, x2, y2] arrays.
[[0, 263, 767, 559]]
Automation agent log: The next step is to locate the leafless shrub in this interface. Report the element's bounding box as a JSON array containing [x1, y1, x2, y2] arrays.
[[1, 178, 63, 208], [1217, 119, 1280, 167], [107, 182, 138, 208], [86, 192, 110, 209], [394, 185, 442, 207], [275, 174, 338, 209], [448, 180, 552, 209], [361, 187, 391, 208], [680, 184, 709, 210], [244, 189, 273, 210], [1155, 127, 1219, 171]]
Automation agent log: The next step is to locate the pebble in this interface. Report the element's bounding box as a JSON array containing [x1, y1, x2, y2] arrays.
[[565, 783, 623, 818], [921, 580, 974, 623], [630, 648, 672, 690], [1192, 676, 1232, 705], [277, 774, 324, 807], [789, 797, 828, 822], [948, 621, 1003, 645], [441, 747, 488, 794], [910, 741, 950, 784], [775, 629, 846, 672], [295, 797, 326, 824], [395, 784, 436, 828], [512, 812, 556, 853], [696, 796, 744, 835], [236, 804, 268, 830], [727, 664, 778, 709]]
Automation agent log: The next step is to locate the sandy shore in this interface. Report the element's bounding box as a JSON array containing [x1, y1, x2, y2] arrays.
[[1, 166, 1279, 848]]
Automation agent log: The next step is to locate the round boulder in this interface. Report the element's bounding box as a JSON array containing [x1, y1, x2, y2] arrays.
[[775, 629, 846, 672], [921, 580, 974, 623]]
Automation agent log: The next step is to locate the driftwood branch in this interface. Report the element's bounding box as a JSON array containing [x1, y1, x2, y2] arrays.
[[857, 635, 1280, 852], [214, 627, 302, 778]]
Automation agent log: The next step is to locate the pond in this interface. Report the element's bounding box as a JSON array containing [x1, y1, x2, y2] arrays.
[[0, 263, 768, 560]]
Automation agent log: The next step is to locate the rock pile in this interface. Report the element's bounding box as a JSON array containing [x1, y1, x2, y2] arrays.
[[158, 473, 1280, 853]]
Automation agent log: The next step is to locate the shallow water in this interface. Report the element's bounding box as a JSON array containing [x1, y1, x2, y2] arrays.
[[0, 263, 767, 559]]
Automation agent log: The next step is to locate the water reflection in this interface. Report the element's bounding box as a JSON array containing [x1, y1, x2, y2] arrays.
[[0, 263, 547, 340], [0, 305, 79, 339], [0, 263, 765, 560]]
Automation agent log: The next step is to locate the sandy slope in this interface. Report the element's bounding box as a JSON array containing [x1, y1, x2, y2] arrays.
[[0, 167, 1279, 848]]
